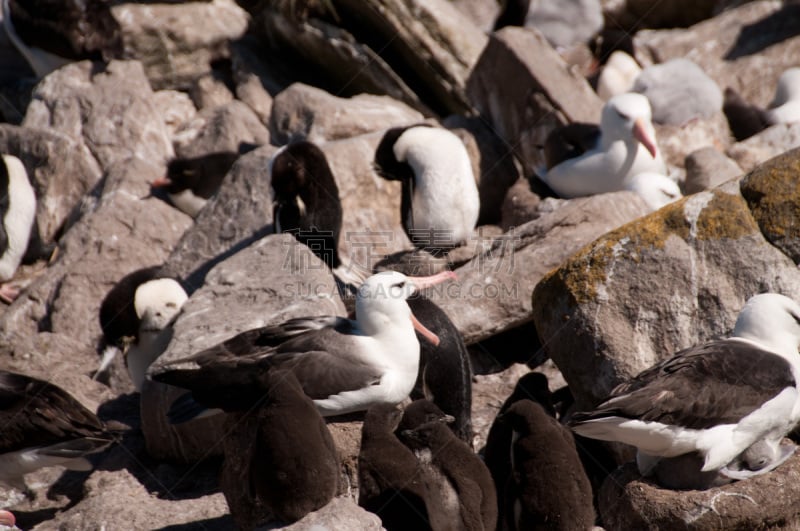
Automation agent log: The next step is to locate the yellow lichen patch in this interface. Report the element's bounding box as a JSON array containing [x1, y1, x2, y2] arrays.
[[740, 149, 800, 249], [534, 189, 757, 308]]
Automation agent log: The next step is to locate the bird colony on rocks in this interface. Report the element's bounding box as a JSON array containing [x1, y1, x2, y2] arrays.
[[2, 0, 800, 529]]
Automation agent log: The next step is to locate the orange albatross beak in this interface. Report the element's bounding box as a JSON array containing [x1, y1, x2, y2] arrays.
[[407, 270, 458, 346], [632, 118, 658, 159]]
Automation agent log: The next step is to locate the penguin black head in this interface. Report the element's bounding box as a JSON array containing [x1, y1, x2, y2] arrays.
[[373, 123, 432, 182], [398, 399, 455, 433], [270, 141, 327, 199]]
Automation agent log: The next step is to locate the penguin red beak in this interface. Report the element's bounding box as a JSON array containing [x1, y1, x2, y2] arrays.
[[0, 510, 15, 527], [632, 118, 658, 159], [151, 177, 172, 188], [407, 271, 458, 346]]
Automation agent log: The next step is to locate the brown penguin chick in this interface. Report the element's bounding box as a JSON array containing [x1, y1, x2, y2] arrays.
[[501, 400, 595, 530], [483, 372, 554, 530], [401, 415, 498, 531], [359, 403, 445, 531], [397, 398, 455, 433], [221, 369, 338, 526]]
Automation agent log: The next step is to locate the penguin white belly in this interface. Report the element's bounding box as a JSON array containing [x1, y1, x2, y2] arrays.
[[0, 155, 36, 281]]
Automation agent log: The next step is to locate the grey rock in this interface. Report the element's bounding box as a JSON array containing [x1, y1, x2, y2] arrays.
[[161, 144, 278, 288], [684, 147, 742, 194], [111, 0, 249, 90], [634, 2, 800, 109], [174, 100, 270, 159], [0, 157, 192, 351], [278, 497, 384, 531], [532, 180, 800, 409], [0, 124, 102, 244], [189, 73, 235, 111], [449, 0, 501, 32], [727, 123, 800, 173], [152, 90, 198, 140], [633, 58, 723, 125], [653, 110, 732, 169], [143, 234, 346, 462], [529, 0, 604, 49], [251, 9, 426, 115], [467, 27, 604, 174], [500, 177, 542, 231], [427, 192, 651, 345], [599, 454, 800, 530], [38, 469, 230, 531], [269, 83, 425, 145], [23, 61, 174, 171], [231, 38, 282, 125]]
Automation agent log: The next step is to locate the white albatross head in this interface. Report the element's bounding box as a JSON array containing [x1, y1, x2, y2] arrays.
[[355, 270, 457, 346], [601, 93, 659, 159], [733, 293, 800, 359]]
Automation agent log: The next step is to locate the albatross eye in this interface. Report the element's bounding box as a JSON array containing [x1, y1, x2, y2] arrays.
[[394, 281, 406, 289]]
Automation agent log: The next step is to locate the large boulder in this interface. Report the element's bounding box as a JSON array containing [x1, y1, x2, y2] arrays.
[[427, 192, 651, 346], [23, 61, 174, 171], [466, 27, 603, 174], [269, 83, 424, 145], [173, 100, 270, 158], [532, 158, 800, 408], [111, 0, 249, 90], [599, 456, 800, 530], [727, 123, 800, 173]]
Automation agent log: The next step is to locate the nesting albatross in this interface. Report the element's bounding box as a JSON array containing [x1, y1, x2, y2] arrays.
[[541, 92, 667, 199], [152, 270, 458, 420], [570, 293, 800, 481]]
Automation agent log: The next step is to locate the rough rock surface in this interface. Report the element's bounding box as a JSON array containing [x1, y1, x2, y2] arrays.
[[0, 156, 192, 349], [727, 123, 800, 173], [428, 192, 651, 345], [653, 111, 732, 169], [173, 100, 270, 158], [467, 27, 604, 174], [532, 178, 800, 408], [270, 83, 424, 145], [634, 2, 800, 108], [0, 124, 102, 243], [23, 61, 174, 171], [112, 0, 249, 90], [600, 455, 800, 530], [684, 147, 742, 195], [281, 497, 384, 531]]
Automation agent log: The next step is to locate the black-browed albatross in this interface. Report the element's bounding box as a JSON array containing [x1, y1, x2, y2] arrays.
[[152, 270, 458, 420], [0, 370, 114, 495], [569, 293, 800, 480]]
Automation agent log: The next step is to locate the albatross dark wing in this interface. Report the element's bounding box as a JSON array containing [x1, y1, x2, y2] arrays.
[[0, 371, 110, 454], [570, 340, 795, 430]]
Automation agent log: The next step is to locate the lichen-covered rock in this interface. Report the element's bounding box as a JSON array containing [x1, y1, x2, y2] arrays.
[[428, 192, 651, 346], [740, 147, 800, 265], [532, 180, 800, 408], [599, 454, 800, 530], [23, 61, 174, 171], [111, 0, 249, 90], [143, 234, 346, 462], [466, 27, 603, 174], [270, 83, 424, 145]]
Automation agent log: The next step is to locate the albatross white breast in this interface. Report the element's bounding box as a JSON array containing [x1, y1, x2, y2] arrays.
[[569, 293, 800, 480], [151, 270, 458, 420], [541, 92, 667, 199]]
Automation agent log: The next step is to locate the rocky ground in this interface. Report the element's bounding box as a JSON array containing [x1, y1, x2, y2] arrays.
[[2, 0, 800, 529]]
